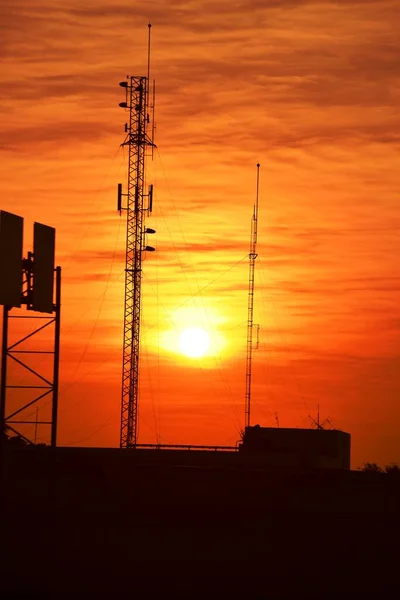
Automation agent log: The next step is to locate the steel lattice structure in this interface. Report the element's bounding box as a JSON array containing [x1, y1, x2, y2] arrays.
[[118, 75, 155, 448], [245, 164, 260, 430], [0, 261, 61, 448]]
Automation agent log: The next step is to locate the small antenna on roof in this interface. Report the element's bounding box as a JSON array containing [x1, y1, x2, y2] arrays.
[[309, 405, 332, 430]]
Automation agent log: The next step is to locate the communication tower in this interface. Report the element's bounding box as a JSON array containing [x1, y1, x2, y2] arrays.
[[117, 25, 156, 448], [244, 164, 260, 430]]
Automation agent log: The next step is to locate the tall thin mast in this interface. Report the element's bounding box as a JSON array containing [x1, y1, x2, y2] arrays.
[[245, 163, 260, 430], [117, 25, 156, 448]]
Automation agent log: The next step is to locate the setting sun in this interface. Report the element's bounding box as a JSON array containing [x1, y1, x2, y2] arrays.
[[179, 327, 210, 358]]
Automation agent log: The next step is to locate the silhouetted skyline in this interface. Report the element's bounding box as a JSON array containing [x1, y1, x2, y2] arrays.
[[0, 1, 399, 467]]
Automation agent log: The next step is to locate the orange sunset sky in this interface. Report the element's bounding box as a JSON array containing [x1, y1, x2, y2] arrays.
[[1, 0, 399, 468]]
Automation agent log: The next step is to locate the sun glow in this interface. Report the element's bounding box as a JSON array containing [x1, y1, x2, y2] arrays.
[[179, 327, 210, 358], [155, 306, 228, 363]]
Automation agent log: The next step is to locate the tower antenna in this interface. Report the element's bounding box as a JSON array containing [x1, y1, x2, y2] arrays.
[[245, 163, 260, 430], [147, 23, 156, 156], [116, 28, 156, 448], [147, 23, 151, 98]]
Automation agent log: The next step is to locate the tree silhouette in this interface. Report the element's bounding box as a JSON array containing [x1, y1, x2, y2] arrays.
[[359, 462, 400, 475], [359, 463, 383, 473], [384, 463, 400, 476]]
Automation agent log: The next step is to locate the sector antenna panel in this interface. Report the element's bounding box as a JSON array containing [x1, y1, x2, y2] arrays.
[[0, 210, 23, 307], [32, 222, 55, 314]]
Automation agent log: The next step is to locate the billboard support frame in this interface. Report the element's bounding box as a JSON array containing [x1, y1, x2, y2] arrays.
[[0, 305, 9, 440], [0, 264, 61, 448]]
